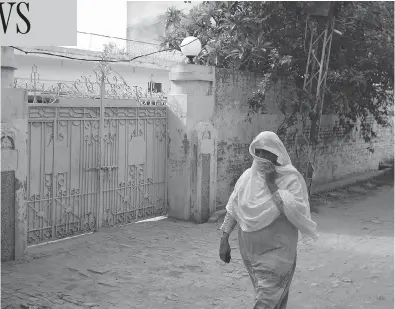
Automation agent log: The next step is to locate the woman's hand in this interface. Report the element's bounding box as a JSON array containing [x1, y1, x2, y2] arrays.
[[258, 161, 276, 174], [219, 234, 231, 263], [264, 164, 278, 193], [265, 169, 276, 185]]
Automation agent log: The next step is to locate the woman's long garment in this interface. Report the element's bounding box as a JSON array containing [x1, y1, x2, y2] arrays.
[[223, 212, 298, 309], [239, 214, 298, 309]]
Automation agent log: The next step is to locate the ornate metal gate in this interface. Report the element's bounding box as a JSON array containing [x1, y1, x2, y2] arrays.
[[100, 104, 167, 227], [15, 62, 168, 245]]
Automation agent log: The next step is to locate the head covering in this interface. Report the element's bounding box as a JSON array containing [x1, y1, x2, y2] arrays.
[[249, 131, 292, 165], [226, 131, 318, 240]]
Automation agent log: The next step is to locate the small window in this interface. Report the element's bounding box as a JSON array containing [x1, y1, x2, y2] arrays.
[[148, 82, 162, 93], [27, 94, 59, 104]]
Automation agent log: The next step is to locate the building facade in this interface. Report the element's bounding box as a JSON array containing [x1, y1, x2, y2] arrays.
[[13, 46, 184, 95]]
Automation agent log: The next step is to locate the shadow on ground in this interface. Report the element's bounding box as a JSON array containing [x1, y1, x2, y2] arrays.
[[1, 169, 394, 309], [310, 169, 394, 238]]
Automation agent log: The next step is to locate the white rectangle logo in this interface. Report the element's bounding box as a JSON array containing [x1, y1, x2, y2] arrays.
[[0, 0, 77, 46]]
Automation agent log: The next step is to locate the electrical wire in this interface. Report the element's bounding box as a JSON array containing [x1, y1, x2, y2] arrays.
[[10, 38, 197, 63], [77, 31, 160, 46], [10, 46, 174, 63]]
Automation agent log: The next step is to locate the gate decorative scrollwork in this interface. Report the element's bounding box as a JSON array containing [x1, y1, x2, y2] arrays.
[[21, 62, 168, 245], [100, 109, 168, 228], [13, 63, 167, 105]]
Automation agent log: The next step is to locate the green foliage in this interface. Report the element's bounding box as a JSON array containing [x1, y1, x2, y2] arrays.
[[102, 42, 127, 59], [159, 1, 394, 145]]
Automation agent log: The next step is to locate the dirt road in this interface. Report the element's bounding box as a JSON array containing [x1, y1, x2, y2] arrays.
[[1, 173, 394, 309]]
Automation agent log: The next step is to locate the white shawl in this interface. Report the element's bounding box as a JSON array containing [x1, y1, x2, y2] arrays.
[[226, 131, 319, 240]]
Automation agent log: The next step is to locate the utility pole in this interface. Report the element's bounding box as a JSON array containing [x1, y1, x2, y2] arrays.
[[298, 1, 337, 192]]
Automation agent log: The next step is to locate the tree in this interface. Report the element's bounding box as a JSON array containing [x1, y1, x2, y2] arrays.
[[159, 1, 394, 145], [102, 42, 127, 59]]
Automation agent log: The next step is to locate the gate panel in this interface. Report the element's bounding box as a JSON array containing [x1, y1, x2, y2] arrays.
[[27, 105, 100, 245], [27, 109, 55, 244], [101, 105, 167, 228], [20, 62, 168, 245]]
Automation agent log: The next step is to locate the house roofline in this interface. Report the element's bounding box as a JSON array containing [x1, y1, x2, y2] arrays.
[[13, 46, 184, 70]]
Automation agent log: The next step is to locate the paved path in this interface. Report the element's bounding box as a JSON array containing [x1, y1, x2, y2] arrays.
[[1, 175, 394, 309]]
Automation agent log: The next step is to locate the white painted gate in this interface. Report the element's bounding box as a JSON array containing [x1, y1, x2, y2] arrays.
[[15, 62, 168, 245]]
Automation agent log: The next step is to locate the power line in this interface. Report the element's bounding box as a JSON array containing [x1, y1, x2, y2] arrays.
[[10, 41, 191, 64], [11, 45, 173, 63], [77, 31, 160, 46], [10, 37, 196, 64]]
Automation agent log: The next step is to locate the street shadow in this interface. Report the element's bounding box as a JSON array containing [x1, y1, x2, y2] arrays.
[[311, 170, 394, 239]]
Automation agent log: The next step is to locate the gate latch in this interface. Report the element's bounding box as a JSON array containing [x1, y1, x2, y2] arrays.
[[84, 166, 118, 172], [100, 166, 118, 180], [100, 166, 118, 171], [84, 166, 100, 172]]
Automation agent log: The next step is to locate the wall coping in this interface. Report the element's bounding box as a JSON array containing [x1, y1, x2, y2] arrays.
[[1, 47, 18, 70], [169, 64, 214, 82]]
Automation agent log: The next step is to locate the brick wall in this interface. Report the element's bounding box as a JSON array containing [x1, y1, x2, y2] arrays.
[[212, 68, 394, 208], [1, 171, 16, 261]]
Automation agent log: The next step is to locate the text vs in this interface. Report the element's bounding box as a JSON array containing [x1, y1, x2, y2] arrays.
[[0, 2, 31, 34]]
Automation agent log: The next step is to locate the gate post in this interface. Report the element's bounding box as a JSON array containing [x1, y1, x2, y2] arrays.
[[1, 46, 17, 87], [190, 122, 218, 223], [1, 47, 28, 260], [166, 64, 217, 222]]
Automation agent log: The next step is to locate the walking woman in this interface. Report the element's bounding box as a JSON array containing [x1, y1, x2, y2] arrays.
[[219, 131, 319, 309]]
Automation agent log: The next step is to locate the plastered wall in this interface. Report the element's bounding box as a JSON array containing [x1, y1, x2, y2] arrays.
[[212, 68, 394, 208]]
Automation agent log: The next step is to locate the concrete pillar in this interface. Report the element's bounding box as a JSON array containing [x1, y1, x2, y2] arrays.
[[1, 47, 18, 87], [1, 46, 28, 260], [167, 64, 218, 222], [190, 122, 218, 223]]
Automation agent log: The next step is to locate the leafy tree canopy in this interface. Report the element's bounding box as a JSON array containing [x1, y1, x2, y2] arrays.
[[159, 1, 394, 143]]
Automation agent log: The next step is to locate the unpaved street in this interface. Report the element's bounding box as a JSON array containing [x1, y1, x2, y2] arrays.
[[1, 173, 394, 309]]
